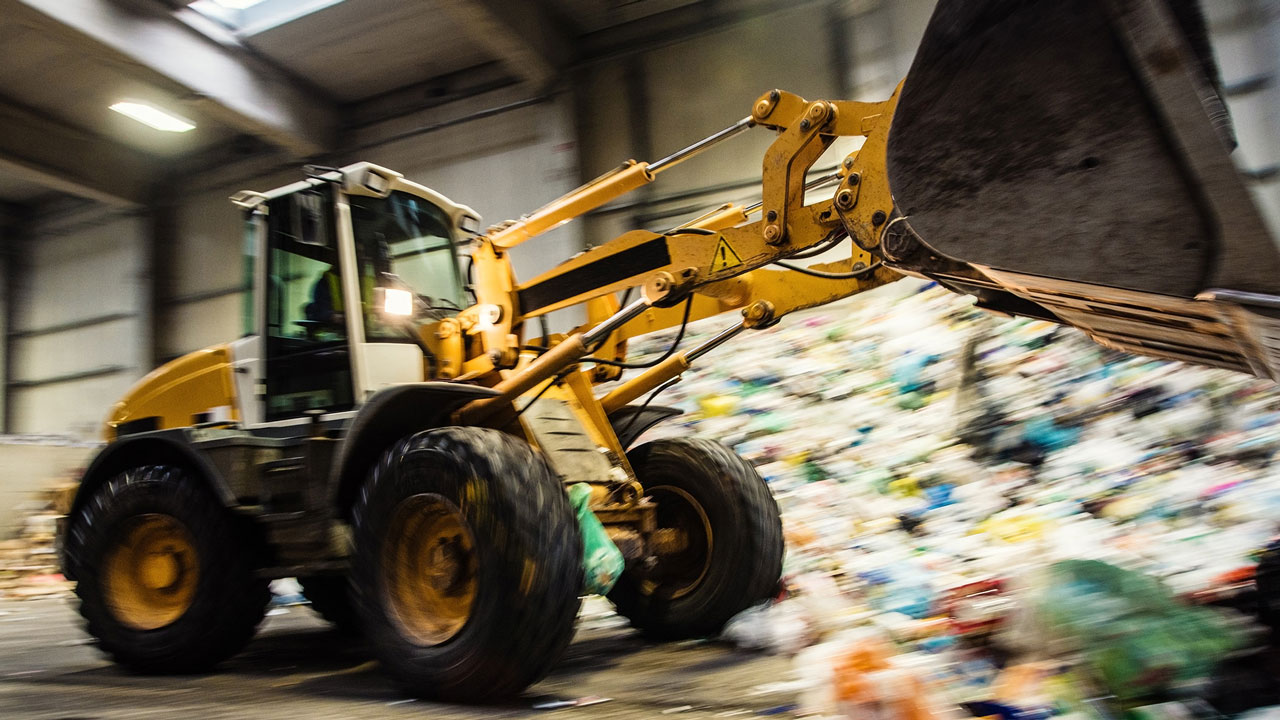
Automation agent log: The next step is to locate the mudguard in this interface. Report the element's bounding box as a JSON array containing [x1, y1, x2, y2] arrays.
[[607, 405, 683, 449], [62, 429, 233, 579], [329, 382, 500, 512]]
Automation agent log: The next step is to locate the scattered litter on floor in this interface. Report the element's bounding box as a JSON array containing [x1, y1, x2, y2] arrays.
[[268, 577, 306, 606], [534, 699, 579, 710], [0, 481, 75, 601], [534, 696, 614, 710]]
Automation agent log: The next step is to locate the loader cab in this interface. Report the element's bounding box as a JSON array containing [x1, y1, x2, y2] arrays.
[[232, 163, 480, 427]]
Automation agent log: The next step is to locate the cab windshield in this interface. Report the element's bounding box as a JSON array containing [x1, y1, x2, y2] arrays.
[[348, 190, 469, 342]]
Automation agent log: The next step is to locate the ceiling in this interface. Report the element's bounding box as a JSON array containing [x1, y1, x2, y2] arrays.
[[546, 0, 702, 34], [243, 0, 494, 102], [0, 13, 234, 158], [0, 167, 56, 204], [0, 0, 781, 209]]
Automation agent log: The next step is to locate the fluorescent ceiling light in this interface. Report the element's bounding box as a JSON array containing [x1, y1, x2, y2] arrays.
[[109, 102, 196, 133], [212, 0, 266, 8]]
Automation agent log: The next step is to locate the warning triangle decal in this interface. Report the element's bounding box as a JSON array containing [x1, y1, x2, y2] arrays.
[[710, 237, 744, 272]]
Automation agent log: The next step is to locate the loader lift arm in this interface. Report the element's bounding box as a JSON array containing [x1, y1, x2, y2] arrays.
[[454, 86, 915, 424], [508, 88, 904, 320]]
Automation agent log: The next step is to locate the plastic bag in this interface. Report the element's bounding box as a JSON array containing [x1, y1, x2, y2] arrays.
[[568, 483, 625, 595], [721, 600, 814, 654]]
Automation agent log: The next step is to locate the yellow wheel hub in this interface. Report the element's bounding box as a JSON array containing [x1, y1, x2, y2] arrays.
[[383, 494, 478, 646], [643, 485, 713, 599], [102, 514, 199, 631]]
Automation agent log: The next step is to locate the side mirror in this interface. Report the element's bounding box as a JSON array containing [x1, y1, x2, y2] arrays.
[[229, 190, 269, 211], [458, 213, 481, 236]]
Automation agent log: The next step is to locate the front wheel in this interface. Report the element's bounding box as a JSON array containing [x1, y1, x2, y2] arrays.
[[351, 427, 583, 701], [608, 438, 784, 639], [62, 465, 269, 673]]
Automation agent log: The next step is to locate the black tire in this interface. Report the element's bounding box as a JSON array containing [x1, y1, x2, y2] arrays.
[[299, 575, 359, 634], [351, 427, 583, 701], [608, 438, 783, 640], [63, 465, 269, 673]]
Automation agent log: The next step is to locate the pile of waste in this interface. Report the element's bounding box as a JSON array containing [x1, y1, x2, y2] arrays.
[[611, 278, 1280, 717], [0, 483, 75, 601]]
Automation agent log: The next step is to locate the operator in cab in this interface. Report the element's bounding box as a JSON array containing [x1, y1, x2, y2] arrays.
[[306, 264, 345, 327]]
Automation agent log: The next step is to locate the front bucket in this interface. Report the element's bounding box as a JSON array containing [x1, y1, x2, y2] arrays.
[[885, 0, 1280, 378]]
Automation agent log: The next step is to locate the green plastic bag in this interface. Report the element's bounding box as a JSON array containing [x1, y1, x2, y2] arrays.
[[1037, 559, 1247, 702], [569, 483, 625, 595]]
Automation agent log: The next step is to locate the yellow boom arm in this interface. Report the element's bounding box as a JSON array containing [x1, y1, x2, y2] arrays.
[[508, 87, 904, 320], [455, 86, 909, 423]]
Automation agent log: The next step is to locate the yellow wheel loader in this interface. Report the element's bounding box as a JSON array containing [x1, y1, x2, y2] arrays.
[[57, 0, 1280, 700]]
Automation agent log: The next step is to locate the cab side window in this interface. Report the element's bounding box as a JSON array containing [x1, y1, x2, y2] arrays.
[[263, 186, 355, 420]]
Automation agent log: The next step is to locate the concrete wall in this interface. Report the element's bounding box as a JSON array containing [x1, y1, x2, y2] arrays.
[[7, 205, 149, 437], [1206, 0, 1280, 238], [0, 439, 96, 539]]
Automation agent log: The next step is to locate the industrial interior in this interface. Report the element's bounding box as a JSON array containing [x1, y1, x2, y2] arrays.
[[2, 0, 1280, 718]]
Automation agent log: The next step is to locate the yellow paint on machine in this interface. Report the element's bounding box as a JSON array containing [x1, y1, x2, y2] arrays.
[[104, 345, 238, 440], [710, 238, 743, 272]]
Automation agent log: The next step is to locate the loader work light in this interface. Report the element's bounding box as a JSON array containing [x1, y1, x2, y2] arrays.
[[383, 288, 413, 316]]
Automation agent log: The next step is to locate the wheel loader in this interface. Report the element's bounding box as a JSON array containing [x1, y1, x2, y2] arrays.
[[57, 0, 1280, 701]]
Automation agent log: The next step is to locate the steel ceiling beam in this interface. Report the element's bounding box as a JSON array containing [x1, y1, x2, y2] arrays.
[[575, 0, 827, 66], [0, 100, 156, 207], [2, 0, 337, 157], [435, 0, 572, 89]]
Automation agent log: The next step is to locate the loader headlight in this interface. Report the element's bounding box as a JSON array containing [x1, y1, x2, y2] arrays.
[[383, 288, 414, 316]]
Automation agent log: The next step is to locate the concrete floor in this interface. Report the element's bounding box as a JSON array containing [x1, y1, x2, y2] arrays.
[[0, 597, 796, 720]]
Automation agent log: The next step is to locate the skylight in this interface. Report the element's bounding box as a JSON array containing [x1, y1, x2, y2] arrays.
[[188, 0, 345, 36], [211, 0, 266, 9]]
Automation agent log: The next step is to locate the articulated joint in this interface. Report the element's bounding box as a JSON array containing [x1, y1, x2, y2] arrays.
[[741, 300, 777, 329]]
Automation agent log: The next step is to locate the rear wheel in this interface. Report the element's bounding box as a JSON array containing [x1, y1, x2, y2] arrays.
[[351, 426, 583, 700], [63, 465, 269, 673], [608, 438, 784, 639]]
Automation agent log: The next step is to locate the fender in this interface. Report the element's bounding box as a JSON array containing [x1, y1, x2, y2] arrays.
[[63, 428, 233, 579], [330, 382, 500, 513], [607, 405, 683, 450]]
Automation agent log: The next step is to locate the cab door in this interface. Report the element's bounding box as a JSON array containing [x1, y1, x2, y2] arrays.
[[261, 185, 357, 422], [229, 207, 266, 425]]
